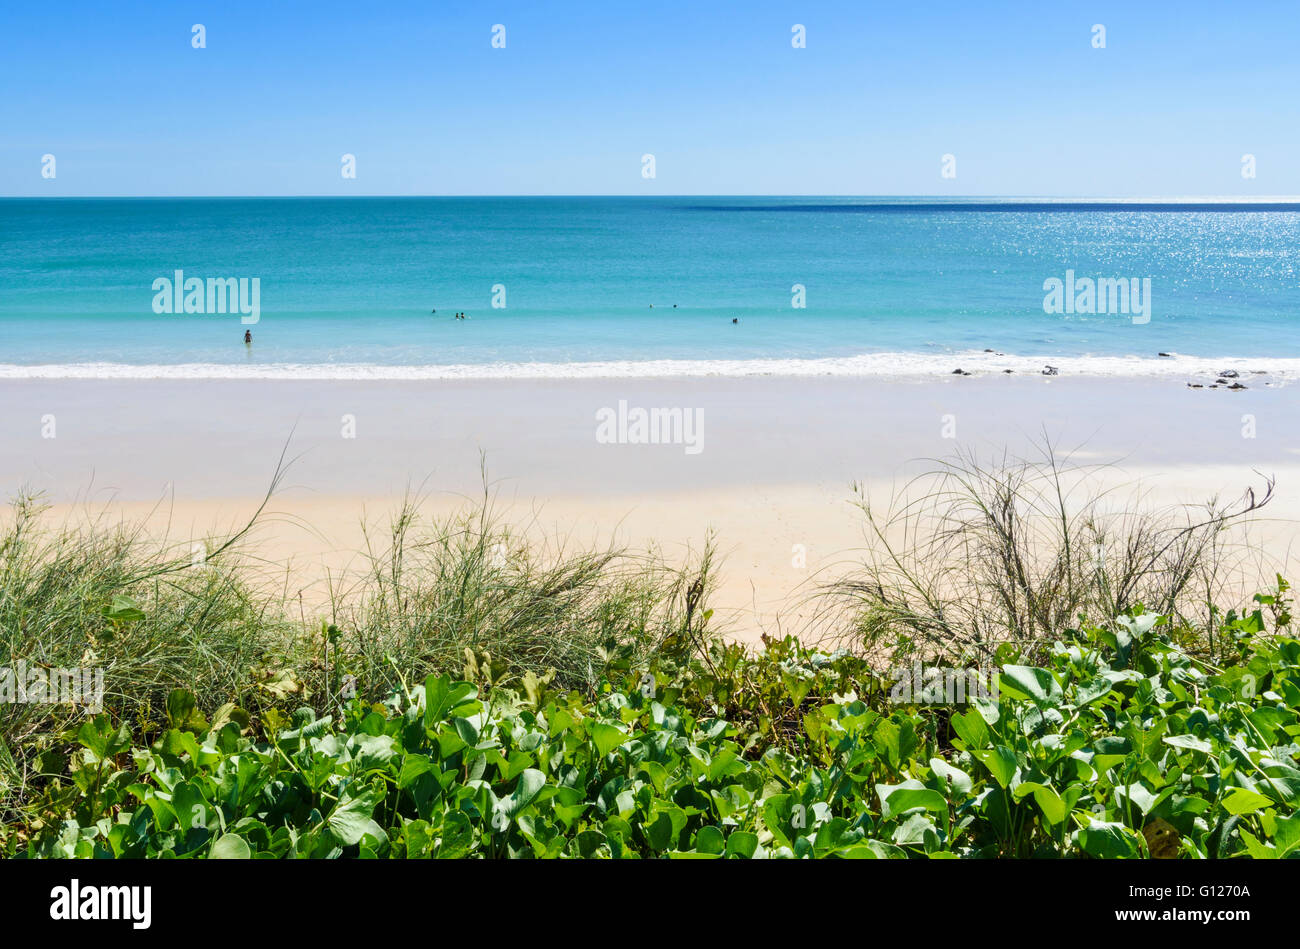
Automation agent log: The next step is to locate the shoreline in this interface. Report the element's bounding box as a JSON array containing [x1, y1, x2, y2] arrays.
[[2, 351, 1299, 382]]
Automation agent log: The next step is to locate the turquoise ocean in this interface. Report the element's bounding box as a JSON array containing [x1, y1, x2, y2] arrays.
[[1, 197, 1298, 379]]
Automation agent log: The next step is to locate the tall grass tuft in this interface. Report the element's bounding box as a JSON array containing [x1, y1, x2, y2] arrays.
[[0, 491, 289, 821], [817, 443, 1276, 665], [320, 487, 719, 701], [0, 480, 720, 827]]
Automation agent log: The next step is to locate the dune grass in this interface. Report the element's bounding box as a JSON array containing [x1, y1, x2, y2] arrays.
[[816, 443, 1278, 666], [0, 482, 719, 824], [319, 490, 718, 704], [0, 493, 286, 801]]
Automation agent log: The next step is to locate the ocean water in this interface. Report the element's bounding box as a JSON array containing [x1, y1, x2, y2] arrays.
[[2, 196, 1298, 380]]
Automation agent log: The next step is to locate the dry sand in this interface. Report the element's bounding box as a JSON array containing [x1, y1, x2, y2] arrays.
[[3, 375, 1298, 639]]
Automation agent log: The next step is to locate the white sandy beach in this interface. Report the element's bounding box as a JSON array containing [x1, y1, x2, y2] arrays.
[[3, 374, 1298, 639]]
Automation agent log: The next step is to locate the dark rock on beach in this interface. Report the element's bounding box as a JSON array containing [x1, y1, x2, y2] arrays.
[[952, 368, 971, 376], [1042, 366, 1059, 376]]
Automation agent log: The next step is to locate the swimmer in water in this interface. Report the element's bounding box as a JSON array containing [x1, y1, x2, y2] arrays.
[[731, 318, 738, 324], [244, 329, 252, 343]]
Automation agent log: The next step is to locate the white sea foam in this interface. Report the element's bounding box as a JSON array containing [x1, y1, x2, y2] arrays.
[[0, 352, 1296, 382]]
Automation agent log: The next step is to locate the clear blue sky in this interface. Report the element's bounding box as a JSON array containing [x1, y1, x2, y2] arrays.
[[3, 0, 1298, 196]]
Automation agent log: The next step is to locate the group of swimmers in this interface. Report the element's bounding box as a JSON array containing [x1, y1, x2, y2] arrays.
[[244, 307, 736, 347], [644, 305, 738, 323]]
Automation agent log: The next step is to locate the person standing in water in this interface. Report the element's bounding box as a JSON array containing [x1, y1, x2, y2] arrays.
[[244, 329, 252, 344]]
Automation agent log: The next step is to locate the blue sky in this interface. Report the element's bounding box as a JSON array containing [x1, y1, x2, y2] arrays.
[[3, 0, 1298, 196]]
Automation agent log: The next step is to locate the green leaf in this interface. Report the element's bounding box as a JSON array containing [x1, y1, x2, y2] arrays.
[[891, 813, 938, 847], [1077, 821, 1140, 858], [210, 833, 252, 859], [435, 811, 473, 858], [397, 754, 433, 790], [1116, 783, 1157, 816], [929, 758, 973, 796], [350, 734, 399, 772], [1239, 828, 1275, 859], [1162, 734, 1212, 755], [972, 746, 1019, 789], [1014, 782, 1067, 825], [694, 825, 725, 855], [423, 676, 478, 727], [724, 831, 759, 859], [950, 708, 990, 749], [102, 595, 145, 623], [646, 812, 675, 851], [209, 703, 249, 734], [164, 689, 207, 732], [1221, 788, 1274, 816], [75, 716, 132, 761], [1259, 763, 1300, 805], [874, 716, 918, 769], [1274, 813, 1300, 859], [504, 769, 546, 818], [1072, 677, 1117, 707], [862, 838, 907, 859], [452, 716, 479, 746], [999, 665, 1062, 704], [876, 784, 948, 820], [589, 722, 626, 757], [326, 788, 385, 847]]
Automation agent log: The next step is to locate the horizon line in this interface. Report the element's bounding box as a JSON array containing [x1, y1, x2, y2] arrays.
[[6, 194, 1300, 203]]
